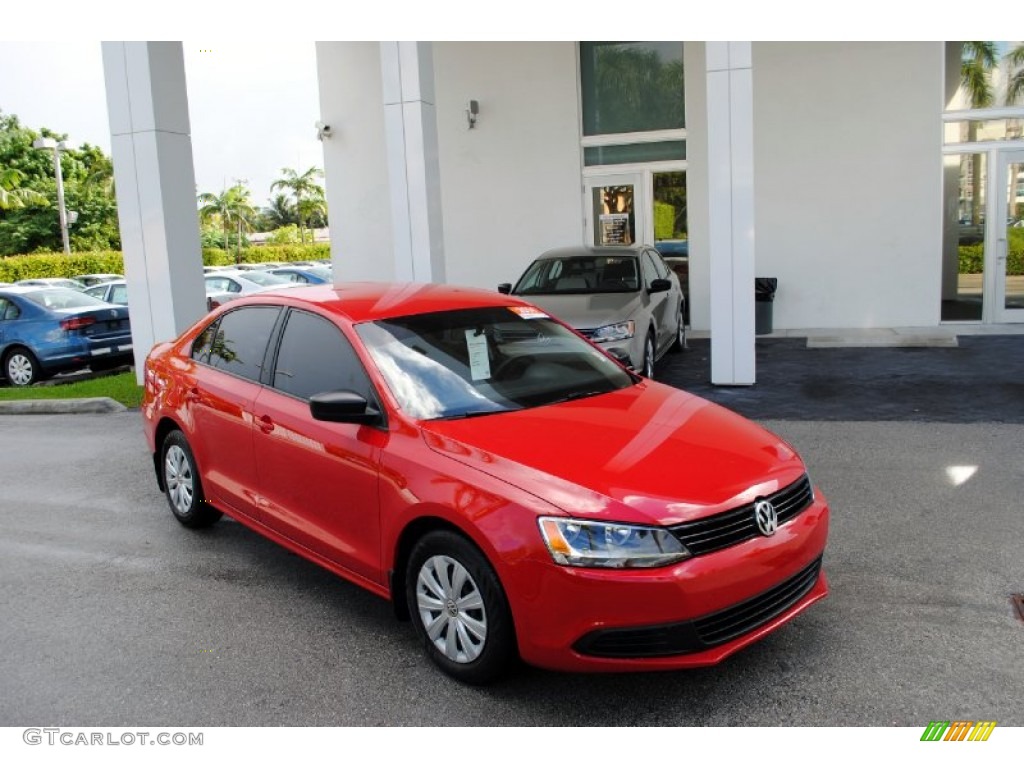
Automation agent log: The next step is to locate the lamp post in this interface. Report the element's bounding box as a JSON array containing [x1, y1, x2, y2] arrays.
[[32, 138, 72, 254]]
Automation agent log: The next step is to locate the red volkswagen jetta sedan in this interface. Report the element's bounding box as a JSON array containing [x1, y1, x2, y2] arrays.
[[142, 283, 829, 683]]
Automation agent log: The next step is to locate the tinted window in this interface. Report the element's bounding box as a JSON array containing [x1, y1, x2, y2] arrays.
[[191, 319, 219, 363], [640, 252, 659, 287], [647, 250, 669, 279], [273, 310, 375, 401], [207, 306, 280, 381], [0, 298, 20, 321]]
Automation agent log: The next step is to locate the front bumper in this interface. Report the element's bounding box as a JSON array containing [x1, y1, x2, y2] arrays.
[[509, 495, 829, 672]]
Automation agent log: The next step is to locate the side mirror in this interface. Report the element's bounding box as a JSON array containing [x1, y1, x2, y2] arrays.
[[497, 283, 512, 295], [649, 278, 671, 294], [310, 390, 384, 426]]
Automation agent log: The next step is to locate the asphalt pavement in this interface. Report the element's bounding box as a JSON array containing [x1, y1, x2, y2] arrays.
[[1, 410, 1021, 726]]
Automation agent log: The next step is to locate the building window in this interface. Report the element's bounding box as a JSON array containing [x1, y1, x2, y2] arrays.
[[579, 42, 685, 137]]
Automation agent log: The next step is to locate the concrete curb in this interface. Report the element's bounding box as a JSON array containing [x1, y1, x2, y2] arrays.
[[0, 397, 127, 415]]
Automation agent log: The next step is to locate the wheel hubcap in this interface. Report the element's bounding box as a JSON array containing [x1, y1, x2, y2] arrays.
[[8, 354, 32, 386], [164, 445, 194, 515], [416, 555, 487, 664]]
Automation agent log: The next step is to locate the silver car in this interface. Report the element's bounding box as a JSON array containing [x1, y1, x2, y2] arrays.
[[500, 245, 686, 378]]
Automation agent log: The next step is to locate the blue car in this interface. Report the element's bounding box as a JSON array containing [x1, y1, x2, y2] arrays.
[[0, 286, 133, 386]]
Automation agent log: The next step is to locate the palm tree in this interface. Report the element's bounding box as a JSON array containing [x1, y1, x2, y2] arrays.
[[961, 42, 998, 225], [1006, 43, 1024, 106], [262, 193, 297, 230], [0, 168, 46, 210], [197, 184, 257, 263], [271, 166, 324, 245], [297, 192, 328, 240]]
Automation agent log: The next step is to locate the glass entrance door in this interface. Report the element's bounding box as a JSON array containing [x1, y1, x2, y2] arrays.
[[995, 149, 1024, 321], [585, 174, 644, 246]]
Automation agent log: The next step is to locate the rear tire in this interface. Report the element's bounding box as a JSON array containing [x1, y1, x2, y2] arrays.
[[4, 347, 41, 387], [161, 430, 222, 529], [406, 530, 516, 685]]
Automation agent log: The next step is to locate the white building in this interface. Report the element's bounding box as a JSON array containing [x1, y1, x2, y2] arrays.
[[102, 41, 1024, 385]]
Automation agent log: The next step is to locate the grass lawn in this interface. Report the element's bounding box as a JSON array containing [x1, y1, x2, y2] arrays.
[[0, 371, 143, 408]]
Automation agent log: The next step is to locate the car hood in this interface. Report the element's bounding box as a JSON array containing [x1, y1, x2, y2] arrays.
[[517, 292, 642, 330], [420, 382, 806, 527]]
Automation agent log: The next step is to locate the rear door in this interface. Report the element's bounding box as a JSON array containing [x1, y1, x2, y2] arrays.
[[252, 308, 386, 584], [186, 305, 282, 519]]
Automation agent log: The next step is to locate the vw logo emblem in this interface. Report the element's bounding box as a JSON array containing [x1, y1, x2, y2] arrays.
[[754, 499, 778, 536]]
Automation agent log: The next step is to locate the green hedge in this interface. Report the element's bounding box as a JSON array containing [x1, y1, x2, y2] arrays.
[[0, 244, 331, 282]]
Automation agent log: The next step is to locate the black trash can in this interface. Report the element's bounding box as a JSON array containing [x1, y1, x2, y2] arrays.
[[755, 277, 777, 335]]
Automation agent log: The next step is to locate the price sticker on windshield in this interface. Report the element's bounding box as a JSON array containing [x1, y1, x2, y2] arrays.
[[508, 306, 549, 320], [464, 329, 491, 380]]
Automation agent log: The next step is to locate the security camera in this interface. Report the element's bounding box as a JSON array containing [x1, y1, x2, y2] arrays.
[[316, 121, 333, 141]]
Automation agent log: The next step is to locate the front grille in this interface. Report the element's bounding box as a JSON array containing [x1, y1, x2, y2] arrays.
[[669, 475, 813, 556], [692, 556, 822, 645], [573, 557, 823, 658]]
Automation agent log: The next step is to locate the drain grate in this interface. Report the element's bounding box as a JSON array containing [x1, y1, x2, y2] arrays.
[[1012, 594, 1024, 622]]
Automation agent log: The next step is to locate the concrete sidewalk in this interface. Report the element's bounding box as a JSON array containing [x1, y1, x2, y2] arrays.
[[656, 335, 1024, 423]]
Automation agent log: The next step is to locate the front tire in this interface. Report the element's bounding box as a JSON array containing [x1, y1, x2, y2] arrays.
[[161, 430, 222, 529], [671, 307, 687, 352], [4, 347, 41, 387], [406, 530, 516, 685], [642, 332, 655, 379]]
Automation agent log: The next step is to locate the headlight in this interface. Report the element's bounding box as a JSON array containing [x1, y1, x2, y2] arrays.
[[589, 320, 634, 343], [538, 517, 689, 568]]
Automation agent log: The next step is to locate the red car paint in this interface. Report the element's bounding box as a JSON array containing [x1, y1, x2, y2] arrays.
[[142, 283, 828, 674]]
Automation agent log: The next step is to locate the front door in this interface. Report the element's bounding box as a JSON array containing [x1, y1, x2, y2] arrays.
[[994, 149, 1024, 322], [585, 174, 645, 247]]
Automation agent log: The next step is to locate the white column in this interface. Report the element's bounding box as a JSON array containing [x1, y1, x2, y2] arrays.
[[379, 41, 446, 283], [706, 42, 756, 385], [102, 42, 206, 382]]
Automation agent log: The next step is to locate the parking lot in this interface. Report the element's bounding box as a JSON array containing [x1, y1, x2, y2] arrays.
[[2, 410, 1021, 726]]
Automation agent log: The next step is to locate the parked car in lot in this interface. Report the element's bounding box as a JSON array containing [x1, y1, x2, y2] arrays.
[[83, 279, 129, 306], [142, 282, 829, 683], [204, 269, 292, 310], [73, 273, 124, 287], [499, 245, 686, 378], [266, 265, 333, 284], [15, 277, 87, 291], [0, 286, 133, 386]]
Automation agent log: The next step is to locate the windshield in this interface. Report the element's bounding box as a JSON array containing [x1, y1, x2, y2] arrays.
[[356, 306, 635, 420], [22, 288, 109, 310], [239, 270, 290, 287], [514, 255, 639, 295]]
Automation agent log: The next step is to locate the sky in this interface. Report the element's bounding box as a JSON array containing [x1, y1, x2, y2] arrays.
[[0, 41, 323, 211]]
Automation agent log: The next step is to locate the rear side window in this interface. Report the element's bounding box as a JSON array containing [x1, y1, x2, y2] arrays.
[[0, 298, 20, 321], [191, 320, 219, 364], [206, 306, 281, 382], [272, 309, 375, 402]]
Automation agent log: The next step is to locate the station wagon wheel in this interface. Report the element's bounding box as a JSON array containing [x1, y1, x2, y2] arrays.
[[642, 332, 655, 379], [161, 430, 222, 529], [406, 530, 516, 684], [4, 347, 40, 387]]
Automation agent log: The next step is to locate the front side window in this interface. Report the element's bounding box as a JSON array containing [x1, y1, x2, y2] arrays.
[[356, 306, 635, 420], [272, 309, 376, 402], [206, 306, 281, 382]]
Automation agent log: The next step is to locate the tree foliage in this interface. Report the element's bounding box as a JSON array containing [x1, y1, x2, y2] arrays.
[[271, 166, 326, 244], [197, 183, 257, 263], [0, 111, 120, 255]]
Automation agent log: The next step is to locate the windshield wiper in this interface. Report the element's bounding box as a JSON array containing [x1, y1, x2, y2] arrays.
[[543, 388, 614, 406], [435, 407, 521, 421]]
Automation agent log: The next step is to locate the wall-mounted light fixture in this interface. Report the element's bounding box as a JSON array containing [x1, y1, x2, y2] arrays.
[[316, 121, 333, 141], [466, 100, 479, 129]]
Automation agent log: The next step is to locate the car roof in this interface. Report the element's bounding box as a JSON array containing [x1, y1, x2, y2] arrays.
[[536, 245, 644, 260], [232, 282, 532, 324]]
